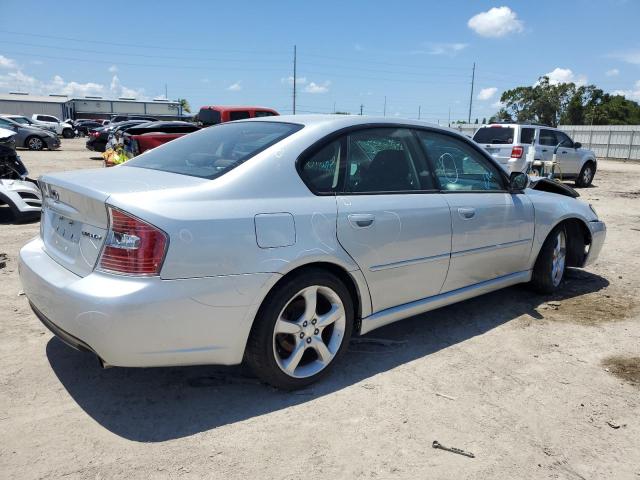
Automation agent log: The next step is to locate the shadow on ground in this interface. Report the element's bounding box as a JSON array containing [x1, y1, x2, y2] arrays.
[[0, 205, 39, 224], [46, 270, 609, 442]]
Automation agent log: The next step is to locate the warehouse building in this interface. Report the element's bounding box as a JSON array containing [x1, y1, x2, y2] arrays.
[[0, 92, 184, 120]]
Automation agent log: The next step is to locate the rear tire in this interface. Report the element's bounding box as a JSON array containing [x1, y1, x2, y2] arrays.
[[575, 161, 595, 188], [531, 225, 567, 294], [245, 269, 354, 390], [26, 136, 44, 151]]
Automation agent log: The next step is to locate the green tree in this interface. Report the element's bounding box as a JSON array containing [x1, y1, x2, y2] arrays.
[[177, 98, 191, 113]]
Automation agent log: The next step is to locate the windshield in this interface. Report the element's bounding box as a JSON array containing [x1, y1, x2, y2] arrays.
[[125, 121, 303, 179], [473, 127, 515, 145], [11, 117, 30, 125]]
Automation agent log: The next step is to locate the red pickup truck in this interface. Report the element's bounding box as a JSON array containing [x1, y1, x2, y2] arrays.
[[197, 105, 279, 126]]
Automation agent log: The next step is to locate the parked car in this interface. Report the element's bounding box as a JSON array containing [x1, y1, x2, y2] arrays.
[[2, 114, 57, 134], [197, 105, 278, 126], [19, 116, 606, 389], [473, 123, 597, 187], [85, 120, 150, 152], [0, 116, 60, 151], [109, 115, 158, 124], [31, 114, 75, 138], [122, 121, 201, 158], [74, 120, 104, 136], [0, 128, 41, 221]]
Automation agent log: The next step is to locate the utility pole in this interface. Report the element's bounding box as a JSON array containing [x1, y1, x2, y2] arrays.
[[383, 96, 387, 116], [292, 45, 297, 115], [360, 104, 363, 115], [418, 105, 421, 120], [448, 106, 451, 127], [333, 101, 336, 114], [165, 83, 168, 100], [467, 62, 475, 123]]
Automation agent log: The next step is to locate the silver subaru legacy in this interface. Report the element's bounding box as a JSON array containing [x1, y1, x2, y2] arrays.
[[19, 116, 606, 389]]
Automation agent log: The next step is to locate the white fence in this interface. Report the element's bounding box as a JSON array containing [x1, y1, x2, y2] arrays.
[[449, 123, 640, 160]]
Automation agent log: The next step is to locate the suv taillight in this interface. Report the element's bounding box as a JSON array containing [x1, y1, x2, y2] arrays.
[[511, 146, 524, 158], [98, 207, 168, 275]]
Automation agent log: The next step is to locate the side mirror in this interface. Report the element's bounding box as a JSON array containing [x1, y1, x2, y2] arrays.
[[509, 172, 529, 191], [574, 142, 582, 149]]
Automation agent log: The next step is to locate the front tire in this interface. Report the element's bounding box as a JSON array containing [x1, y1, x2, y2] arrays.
[[26, 136, 44, 151], [531, 225, 567, 294], [575, 162, 595, 188], [245, 269, 354, 390]]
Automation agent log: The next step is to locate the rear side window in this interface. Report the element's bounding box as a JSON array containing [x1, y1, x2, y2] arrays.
[[38, 115, 58, 122], [520, 127, 535, 144], [299, 140, 342, 193], [125, 121, 302, 179], [473, 127, 514, 145], [345, 128, 432, 192], [254, 111, 276, 117], [539, 129, 558, 146], [230, 111, 250, 121]]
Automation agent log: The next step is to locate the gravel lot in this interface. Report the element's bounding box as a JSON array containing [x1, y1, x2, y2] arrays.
[[1, 138, 639, 479]]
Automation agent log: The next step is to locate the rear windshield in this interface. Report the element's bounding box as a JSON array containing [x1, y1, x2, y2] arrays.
[[473, 127, 515, 145], [125, 121, 303, 179], [198, 108, 221, 125]]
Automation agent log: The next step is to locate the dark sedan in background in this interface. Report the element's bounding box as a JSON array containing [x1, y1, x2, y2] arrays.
[[85, 120, 150, 152]]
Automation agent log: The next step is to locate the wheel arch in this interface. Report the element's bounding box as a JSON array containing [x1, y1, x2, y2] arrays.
[[534, 217, 592, 269]]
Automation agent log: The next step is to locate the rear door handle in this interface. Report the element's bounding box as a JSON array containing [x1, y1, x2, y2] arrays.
[[458, 207, 476, 219], [348, 214, 375, 228]]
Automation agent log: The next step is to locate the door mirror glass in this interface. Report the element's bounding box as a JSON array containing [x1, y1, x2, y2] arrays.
[[574, 142, 582, 149], [509, 172, 529, 191]]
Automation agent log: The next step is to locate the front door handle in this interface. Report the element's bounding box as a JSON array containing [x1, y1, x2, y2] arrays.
[[458, 207, 476, 219], [348, 214, 375, 228]]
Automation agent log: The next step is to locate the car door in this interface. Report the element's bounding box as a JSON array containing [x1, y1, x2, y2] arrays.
[[415, 130, 534, 292], [35, 115, 59, 133], [538, 128, 559, 163], [304, 127, 452, 313], [554, 131, 580, 175]]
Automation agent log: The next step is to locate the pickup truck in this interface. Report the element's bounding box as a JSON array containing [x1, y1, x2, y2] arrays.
[[197, 105, 278, 126], [31, 114, 75, 138]]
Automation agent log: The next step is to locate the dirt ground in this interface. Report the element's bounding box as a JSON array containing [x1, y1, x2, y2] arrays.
[[1, 138, 639, 479]]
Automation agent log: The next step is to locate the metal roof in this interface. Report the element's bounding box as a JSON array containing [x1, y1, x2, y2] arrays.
[[0, 93, 71, 103]]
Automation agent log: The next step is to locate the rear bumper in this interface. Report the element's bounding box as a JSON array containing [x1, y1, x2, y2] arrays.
[[584, 220, 606, 266], [44, 137, 60, 150], [19, 237, 277, 367]]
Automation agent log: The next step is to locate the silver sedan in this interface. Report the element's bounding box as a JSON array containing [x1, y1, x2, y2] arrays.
[[19, 116, 606, 389]]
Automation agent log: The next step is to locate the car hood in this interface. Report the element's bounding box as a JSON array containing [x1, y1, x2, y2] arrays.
[[0, 127, 17, 140]]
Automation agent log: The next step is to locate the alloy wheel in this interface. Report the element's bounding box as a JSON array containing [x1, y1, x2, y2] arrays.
[[582, 166, 593, 185], [272, 285, 346, 378], [551, 230, 567, 287], [28, 137, 43, 150]]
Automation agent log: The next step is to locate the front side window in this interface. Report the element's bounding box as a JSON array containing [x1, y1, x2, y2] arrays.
[[539, 129, 558, 146], [230, 111, 250, 121], [125, 121, 302, 180], [416, 131, 504, 191], [299, 140, 342, 193], [345, 128, 432, 193], [254, 111, 276, 117], [555, 131, 574, 148]]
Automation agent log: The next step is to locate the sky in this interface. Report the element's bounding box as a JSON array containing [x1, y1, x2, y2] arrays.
[[1, 0, 639, 123]]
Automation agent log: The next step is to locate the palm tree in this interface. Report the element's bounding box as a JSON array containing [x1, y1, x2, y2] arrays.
[[177, 98, 191, 113]]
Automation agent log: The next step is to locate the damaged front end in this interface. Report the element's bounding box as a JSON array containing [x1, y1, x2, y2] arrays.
[[0, 130, 42, 221], [529, 176, 580, 198]]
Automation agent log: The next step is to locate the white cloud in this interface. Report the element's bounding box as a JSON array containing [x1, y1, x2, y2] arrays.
[[610, 50, 640, 65], [304, 81, 330, 94], [0, 55, 17, 69], [0, 70, 38, 91], [109, 75, 144, 98], [543, 67, 587, 86], [468, 6, 524, 38], [478, 87, 498, 100], [613, 80, 640, 101], [606, 68, 620, 77], [281, 76, 307, 85], [411, 42, 468, 56], [491, 100, 505, 109], [227, 81, 242, 91], [108, 65, 118, 73], [50, 75, 105, 97]]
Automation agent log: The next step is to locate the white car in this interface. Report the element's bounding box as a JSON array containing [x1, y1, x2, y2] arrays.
[[19, 116, 606, 389], [473, 124, 597, 187], [31, 114, 75, 138]]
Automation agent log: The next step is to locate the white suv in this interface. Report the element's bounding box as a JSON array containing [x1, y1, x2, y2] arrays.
[[31, 114, 75, 139], [473, 124, 597, 187]]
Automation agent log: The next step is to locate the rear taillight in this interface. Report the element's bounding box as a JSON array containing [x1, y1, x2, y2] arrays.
[[511, 146, 524, 158], [98, 207, 168, 275]]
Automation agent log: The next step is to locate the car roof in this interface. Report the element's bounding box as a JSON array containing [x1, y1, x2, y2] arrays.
[[245, 114, 445, 130], [199, 105, 277, 112]]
